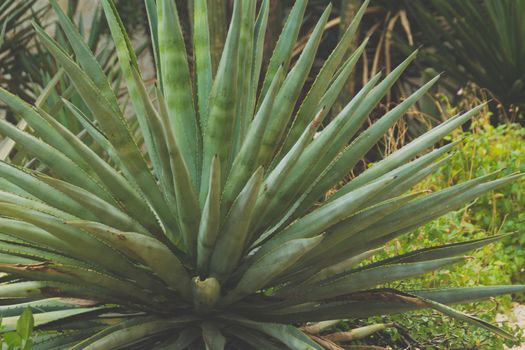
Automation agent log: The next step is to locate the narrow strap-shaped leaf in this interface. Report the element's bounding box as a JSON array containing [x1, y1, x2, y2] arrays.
[[200, 0, 243, 203], [415, 285, 525, 304], [337, 174, 502, 259], [145, 0, 162, 89], [61, 99, 127, 173], [201, 323, 226, 350], [0, 203, 156, 288], [32, 329, 102, 349], [0, 298, 95, 317], [226, 317, 324, 350], [0, 162, 93, 221], [333, 104, 487, 199], [193, 0, 213, 123], [341, 174, 523, 261], [222, 66, 285, 212], [249, 113, 326, 242], [101, 0, 167, 189], [0, 217, 82, 258], [258, 286, 525, 323], [366, 234, 511, 269], [279, 0, 370, 158], [33, 24, 179, 243], [278, 39, 369, 166], [210, 167, 263, 281], [197, 156, 221, 275], [234, 0, 256, 150], [34, 103, 163, 234], [129, 67, 176, 200], [0, 281, 95, 300], [67, 221, 191, 299], [0, 263, 158, 307], [257, 5, 332, 168], [284, 193, 424, 283], [297, 103, 484, 218], [246, 0, 269, 129], [0, 190, 78, 222], [299, 257, 464, 301], [155, 86, 201, 257], [0, 118, 110, 202], [0, 87, 90, 173], [37, 174, 149, 235], [286, 248, 382, 292], [68, 316, 155, 350], [78, 319, 179, 349], [414, 294, 516, 340], [0, 307, 106, 332], [158, 0, 200, 183], [61, 99, 163, 233], [222, 236, 323, 305], [0, 239, 91, 269], [49, 0, 121, 113], [258, 0, 308, 102], [323, 75, 442, 204], [258, 72, 381, 230], [254, 175, 396, 259], [370, 142, 459, 203]]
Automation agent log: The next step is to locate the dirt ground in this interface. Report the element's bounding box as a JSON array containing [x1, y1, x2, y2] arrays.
[[497, 304, 525, 350]]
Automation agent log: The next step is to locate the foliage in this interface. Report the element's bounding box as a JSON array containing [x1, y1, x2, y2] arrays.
[[0, 0, 522, 349], [0, 0, 48, 106], [340, 107, 525, 349], [406, 0, 525, 122], [1, 308, 35, 350]]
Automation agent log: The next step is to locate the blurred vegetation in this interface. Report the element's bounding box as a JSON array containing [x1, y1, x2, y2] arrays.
[[406, 0, 525, 124], [0, 0, 49, 107]]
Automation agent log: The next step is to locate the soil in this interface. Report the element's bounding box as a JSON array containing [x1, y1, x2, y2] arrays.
[[497, 303, 525, 350]]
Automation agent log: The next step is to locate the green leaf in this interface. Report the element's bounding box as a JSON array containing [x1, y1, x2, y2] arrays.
[[197, 156, 221, 275], [223, 235, 323, 305], [1, 307, 106, 332], [157, 0, 200, 184], [16, 308, 33, 342], [222, 66, 285, 212], [200, 0, 243, 203], [296, 257, 465, 301], [201, 323, 226, 350], [278, 0, 370, 158], [415, 295, 516, 340], [227, 317, 324, 350], [210, 167, 264, 281], [193, 0, 213, 123], [33, 23, 179, 243], [257, 4, 332, 168], [66, 221, 191, 299], [101, 0, 169, 194], [254, 175, 397, 258], [258, 0, 308, 101]]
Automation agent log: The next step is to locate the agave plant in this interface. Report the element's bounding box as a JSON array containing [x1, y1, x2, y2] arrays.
[[0, 0, 48, 107], [0, 0, 522, 348], [406, 0, 525, 122]]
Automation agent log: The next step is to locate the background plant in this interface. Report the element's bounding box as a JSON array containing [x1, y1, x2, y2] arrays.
[[338, 103, 525, 349], [405, 0, 525, 124], [0, 0, 49, 108]]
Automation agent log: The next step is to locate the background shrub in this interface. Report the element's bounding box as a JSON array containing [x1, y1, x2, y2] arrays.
[[341, 105, 525, 349]]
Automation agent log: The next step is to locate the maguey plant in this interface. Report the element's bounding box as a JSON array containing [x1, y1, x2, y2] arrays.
[[0, 0, 522, 349]]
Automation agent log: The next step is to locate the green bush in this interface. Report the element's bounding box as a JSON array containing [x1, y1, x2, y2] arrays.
[[344, 109, 525, 349]]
